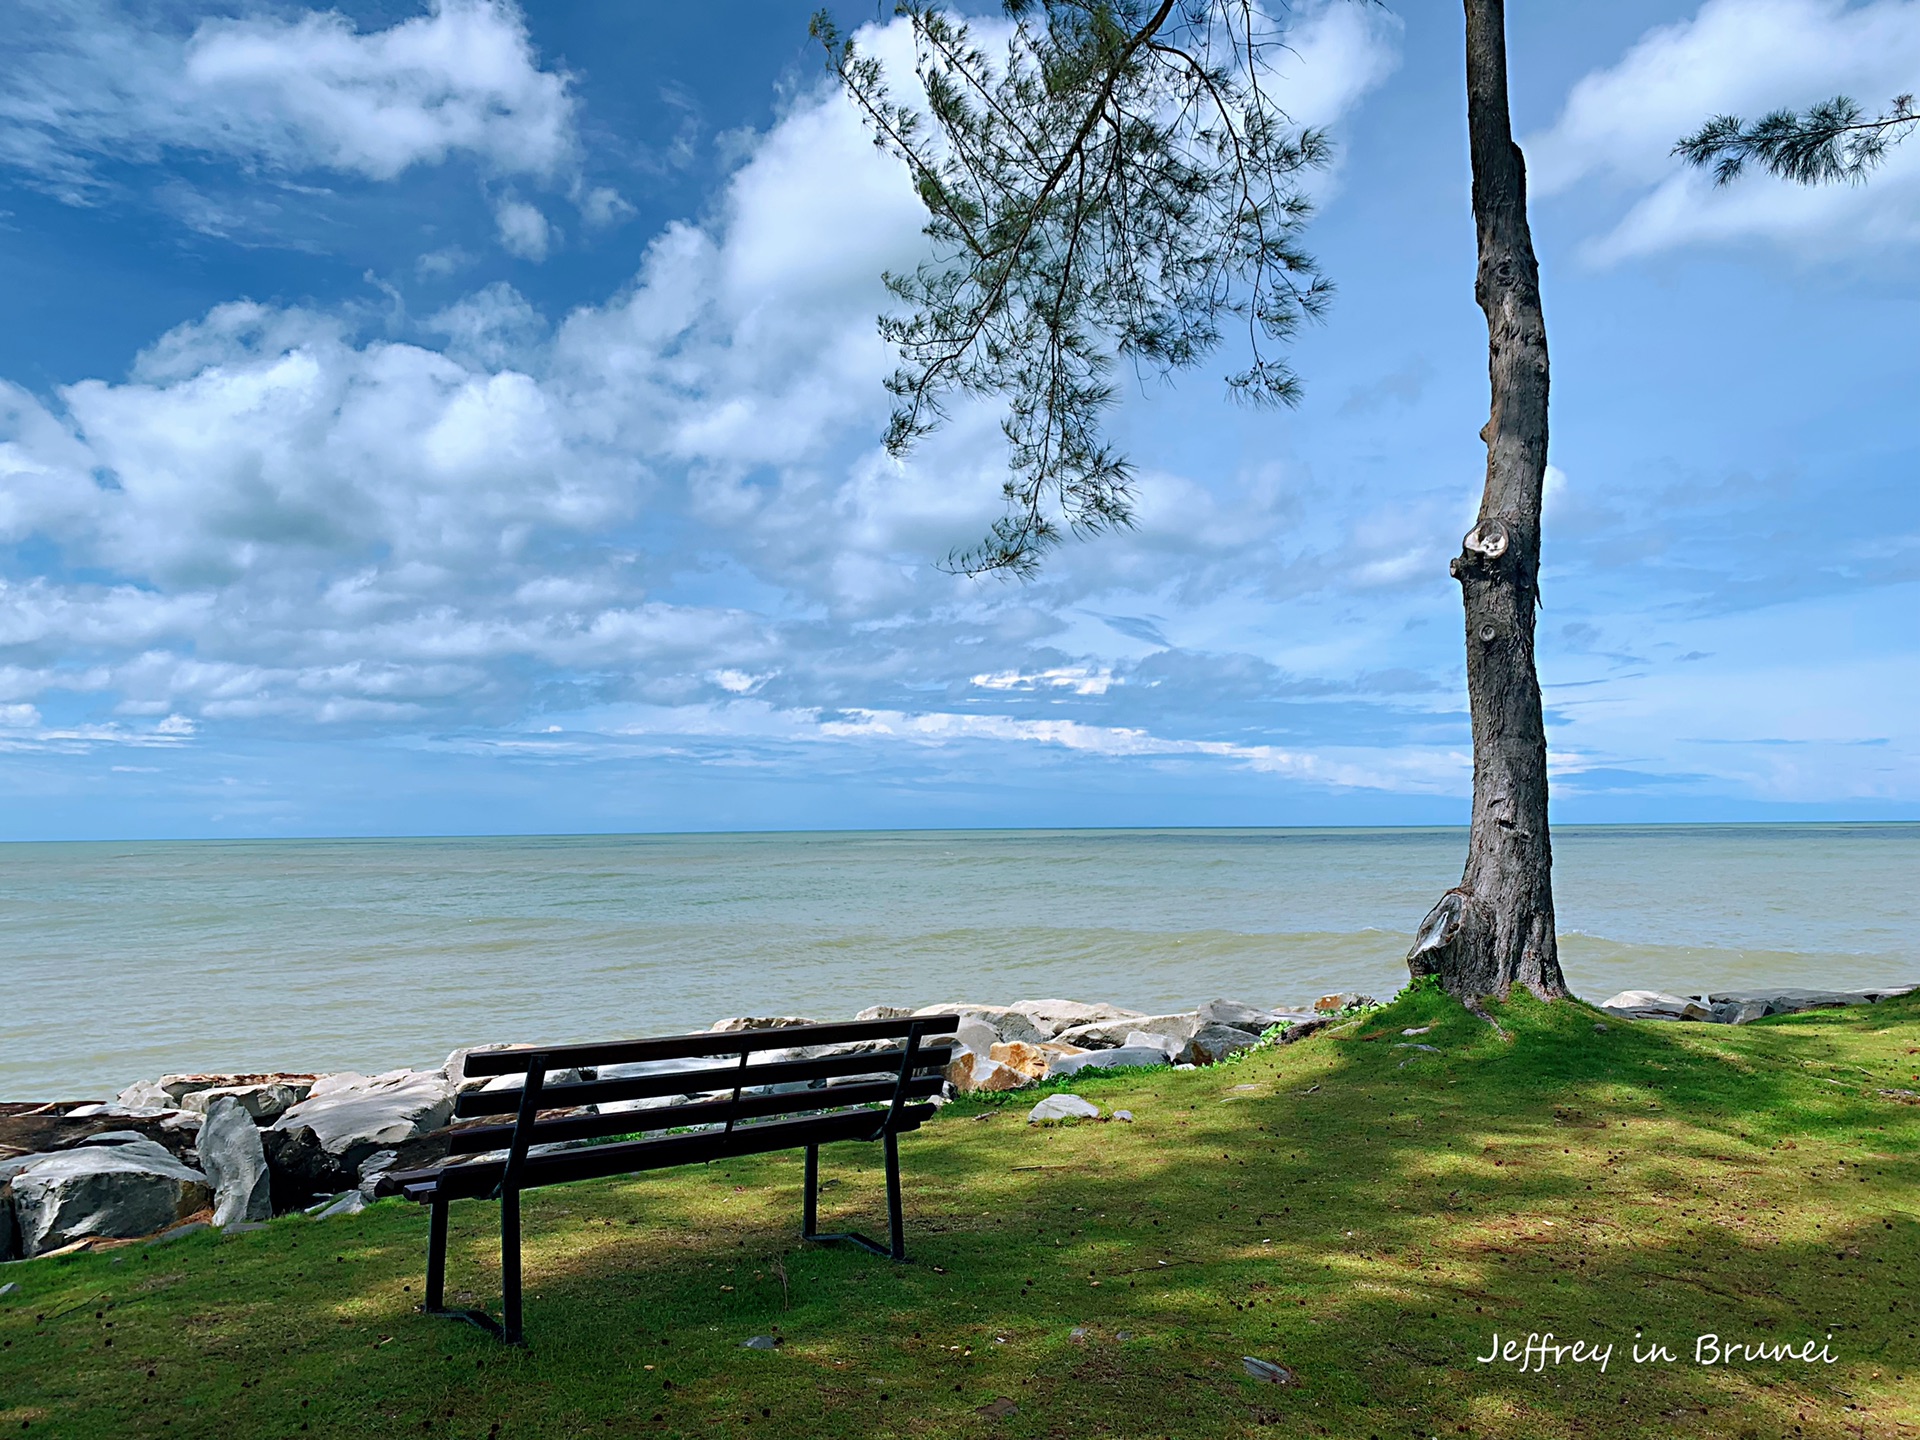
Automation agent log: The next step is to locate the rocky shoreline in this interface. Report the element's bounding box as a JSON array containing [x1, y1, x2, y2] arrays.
[[5, 982, 1914, 1264]]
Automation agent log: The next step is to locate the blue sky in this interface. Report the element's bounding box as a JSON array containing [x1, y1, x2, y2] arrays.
[[1, 0, 1917, 840]]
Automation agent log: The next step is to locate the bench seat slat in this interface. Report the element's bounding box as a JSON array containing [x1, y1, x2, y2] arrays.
[[446, 1074, 945, 1155], [394, 1104, 937, 1201], [453, 1044, 953, 1119], [460, 1015, 961, 1077]]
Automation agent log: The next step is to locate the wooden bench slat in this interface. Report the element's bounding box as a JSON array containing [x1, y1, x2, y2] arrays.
[[459, 1015, 962, 1077], [452, 1043, 953, 1119], [445, 1073, 946, 1155], [395, 1103, 938, 1201]]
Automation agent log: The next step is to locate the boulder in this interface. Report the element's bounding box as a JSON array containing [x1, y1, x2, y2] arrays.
[[1701, 987, 1916, 1018], [854, 1005, 917, 1021], [1183, 1023, 1263, 1066], [1056, 1012, 1200, 1050], [1005, 1000, 1145, 1038], [6, 1139, 210, 1257], [710, 1017, 819, 1033], [1197, 999, 1298, 1034], [356, 1149, 400, 1199], [442, 1047, 514, 1094], [479, 1067, 586, 1093], [111, 1080, 173, 1111], [265, 1069, 454, 1208], [944, 1050, 1029, 1095], [197, 1097, 271, 1228], [1028, 1093, 1100, 1123], [179, 1081, 311, 1123], [987, 1040, 1084, 1081], [1709, 998, 1772, 1025], [1045, 1045, 1172, 1078], [955, 1019, 1002, 1057], [915, 1005, 1050, 1046], [1123, 1031, 1184, 1058], [1597, 990, 1713, 1022]]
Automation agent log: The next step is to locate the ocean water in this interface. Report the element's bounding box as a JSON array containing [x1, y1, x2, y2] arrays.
[[5, 825, 1917, 1099]]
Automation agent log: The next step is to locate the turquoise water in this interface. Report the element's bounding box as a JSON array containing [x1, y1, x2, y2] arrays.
[[5, 825, 1917, 1099]]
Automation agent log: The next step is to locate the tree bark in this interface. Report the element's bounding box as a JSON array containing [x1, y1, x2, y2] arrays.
[[1406, 0, 1568, 1004]]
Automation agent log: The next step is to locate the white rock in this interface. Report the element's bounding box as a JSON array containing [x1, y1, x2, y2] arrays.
[[914, 1005, 1049, 1046], [710, 1016, 819, 1033], [312, 1191, 369, 1220], [180, 1082, 310, 1123], [306, 1072, 372, 1099], [442, 1046, 538, 1094], [479, 1066, 585, 1093], [7, 1140, 210, 1257], [954, 1019, 1001, 1056], [197, 1097, 271, 1228], [1045, 1045, 1172, 1078], [1009, 1000, 1147, 1038], [1123, 1031, 1184, 1058], [111, 1080, 173, 1111], [1197, 999, 1291, 1034], [356, 1149, 400, 1198], [1028, 1093, 1101, 1123], [270, 1069, 454, 1155], [1597, 990, 1714, 1022], [1056, 1012, 1200, 1050]]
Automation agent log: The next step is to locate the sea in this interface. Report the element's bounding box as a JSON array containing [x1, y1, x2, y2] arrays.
[[6, 825, 1917, 1100]]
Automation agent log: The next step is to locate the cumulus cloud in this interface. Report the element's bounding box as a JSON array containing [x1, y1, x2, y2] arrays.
[[0, 0, 576, 201], [1527, 0, 1920, 260], [1265, 0, 1405, 132], [493, 195, 553, 260], [0, 13, 1433, 788]]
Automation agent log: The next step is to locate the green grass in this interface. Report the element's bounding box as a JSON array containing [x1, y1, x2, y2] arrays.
[[5, 990, 1920, 1439]]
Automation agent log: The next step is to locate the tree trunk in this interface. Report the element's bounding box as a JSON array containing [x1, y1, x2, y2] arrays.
[[1406, 0, 1568, 1005]]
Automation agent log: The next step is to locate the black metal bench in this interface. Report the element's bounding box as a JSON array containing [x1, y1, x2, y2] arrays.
[[386, 1014, 958, 1344]]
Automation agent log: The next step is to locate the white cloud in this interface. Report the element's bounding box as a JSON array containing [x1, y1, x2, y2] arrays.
[[493, 195, 553, 260], [1528, 0, 1920, 260], [972, 667, 1116, 695], [0, 0, 576, 196], [0, 16, 1439, 786], [1266, 0, 1405, 132], [578, 185, 635, 229]]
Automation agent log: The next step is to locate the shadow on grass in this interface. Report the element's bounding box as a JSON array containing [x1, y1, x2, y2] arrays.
[[4, 992, 1918, 1439]]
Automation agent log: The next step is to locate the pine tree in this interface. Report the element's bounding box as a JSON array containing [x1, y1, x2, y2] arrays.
[[1677, 93, 1916, 186], [815, 0, 1568, 1006]]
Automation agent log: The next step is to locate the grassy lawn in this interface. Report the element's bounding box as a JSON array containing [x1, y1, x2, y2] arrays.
[[5, 988, 1919, 1439]]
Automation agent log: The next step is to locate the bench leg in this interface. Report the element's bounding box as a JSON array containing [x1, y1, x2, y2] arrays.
[[501, 1185, 525, 1346], [883, 1131, 905, 1263], [802, 1145, 820, 1239], [425, 1194, 449, 1312], [799, 1137, 908, 1263]]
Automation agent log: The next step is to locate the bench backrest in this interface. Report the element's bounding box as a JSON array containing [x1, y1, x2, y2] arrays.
[[446, 1015, 960, 1161]]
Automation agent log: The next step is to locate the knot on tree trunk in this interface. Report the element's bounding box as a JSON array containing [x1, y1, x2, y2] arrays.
[[1450, 519, 1510, 582]]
